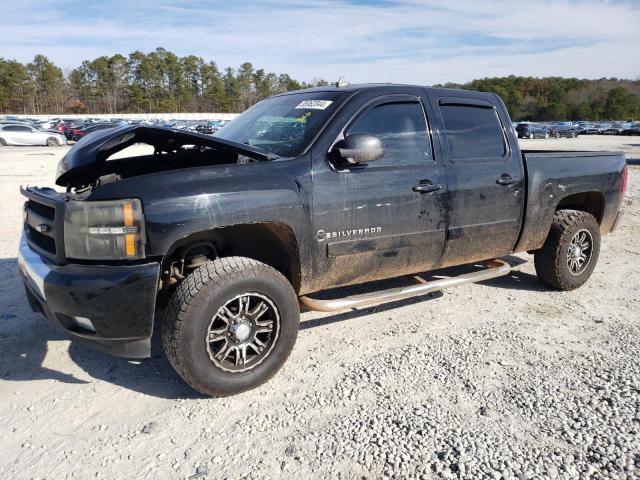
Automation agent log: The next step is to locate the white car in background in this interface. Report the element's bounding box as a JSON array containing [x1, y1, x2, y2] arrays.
[[0, 124, 66, 146]]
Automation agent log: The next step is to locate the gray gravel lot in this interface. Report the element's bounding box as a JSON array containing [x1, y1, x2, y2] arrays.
[[0, 135, 639, 480]]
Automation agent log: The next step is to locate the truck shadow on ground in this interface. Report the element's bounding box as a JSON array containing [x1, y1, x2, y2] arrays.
[[1, 254, 545, 399], [0, 258, 89, 386], [67, 322, 203, 399], [0, 257, 201, 399]]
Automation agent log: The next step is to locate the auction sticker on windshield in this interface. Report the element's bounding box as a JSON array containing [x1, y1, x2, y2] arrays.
[[295, 100, 333, 110]]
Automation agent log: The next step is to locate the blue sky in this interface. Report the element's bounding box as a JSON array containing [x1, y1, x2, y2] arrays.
[[1, 0, 639, 84]]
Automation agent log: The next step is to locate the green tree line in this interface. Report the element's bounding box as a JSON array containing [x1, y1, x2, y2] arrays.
[[442, 76, 640, 121], [0, 48, 328, 115], [1, 48, 639, 119]]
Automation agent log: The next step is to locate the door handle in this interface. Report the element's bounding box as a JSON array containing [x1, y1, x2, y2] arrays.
[[496, 174, 517, 186], [413, 181, 442, 193]]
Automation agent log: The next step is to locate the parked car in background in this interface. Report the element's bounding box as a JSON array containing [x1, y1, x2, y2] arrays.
[[63, 122, 91, 140], [0, 120, 34, 127], [50, 121, 66, 133], [195, 124, 215, 134], [622, 123, 640, 136], [70, 123, 119, 141], [580, 123, 600, 135], [0, 124, 66, 146], [552, 124, 582, 138], [602, 123, 627, 135], [516, 123, 554, 139]]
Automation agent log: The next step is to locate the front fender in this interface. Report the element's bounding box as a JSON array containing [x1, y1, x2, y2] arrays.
[[88, 158, 312, 260]]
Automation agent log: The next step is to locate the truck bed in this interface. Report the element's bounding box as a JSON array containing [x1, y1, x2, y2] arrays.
[[515, 150, 626, 253]]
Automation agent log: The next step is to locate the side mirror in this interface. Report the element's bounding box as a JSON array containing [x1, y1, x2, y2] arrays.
[[334, 133, 384, 165]]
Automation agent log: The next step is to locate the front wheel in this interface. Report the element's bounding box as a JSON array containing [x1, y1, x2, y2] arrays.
[[534, 210, 600, 290], [162, 257, 299, 396], [46, 137, 59, 146], [0, 138, 7, 146]]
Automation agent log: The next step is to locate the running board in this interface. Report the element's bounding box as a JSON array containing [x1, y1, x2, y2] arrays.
[[299, 259, 511, 313]]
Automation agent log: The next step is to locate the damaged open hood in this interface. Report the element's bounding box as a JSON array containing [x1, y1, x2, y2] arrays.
[[55, 125, 275, 188]]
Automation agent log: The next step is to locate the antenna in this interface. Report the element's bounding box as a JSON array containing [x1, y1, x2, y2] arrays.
[[335, 75, 348, 88]]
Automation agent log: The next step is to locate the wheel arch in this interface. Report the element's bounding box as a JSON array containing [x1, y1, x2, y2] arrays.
[[555, 191, 605, 225], [161, 221, 302, 293]]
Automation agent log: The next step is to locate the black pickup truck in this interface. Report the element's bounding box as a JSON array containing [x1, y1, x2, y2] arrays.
[[18, 84, 627, 396]]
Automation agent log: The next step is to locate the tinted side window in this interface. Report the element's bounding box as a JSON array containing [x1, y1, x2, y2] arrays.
[[440, 105, 506, 160], [4, 125, 29, 132], [347, 102, 431, 167]]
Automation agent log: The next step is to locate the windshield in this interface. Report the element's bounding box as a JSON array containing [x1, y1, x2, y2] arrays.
[[214, 91, 349, 157]]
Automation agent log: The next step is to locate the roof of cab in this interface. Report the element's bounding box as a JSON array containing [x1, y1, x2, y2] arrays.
[[273, 83, 496, 99]]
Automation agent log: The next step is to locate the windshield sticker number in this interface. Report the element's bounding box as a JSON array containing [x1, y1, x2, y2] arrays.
[[295, 100, 333, 110]]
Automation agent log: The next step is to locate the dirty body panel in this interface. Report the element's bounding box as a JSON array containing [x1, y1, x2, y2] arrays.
[[514, 151, 626, 253]]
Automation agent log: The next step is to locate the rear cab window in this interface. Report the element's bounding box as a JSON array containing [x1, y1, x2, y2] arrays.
[[439, 102, 507, 161]]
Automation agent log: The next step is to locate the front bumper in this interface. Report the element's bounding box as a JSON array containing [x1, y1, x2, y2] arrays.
[[17, 233, 160, 358]]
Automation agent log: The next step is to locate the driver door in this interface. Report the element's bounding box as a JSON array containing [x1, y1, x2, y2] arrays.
[[309, 95, 448, 291]]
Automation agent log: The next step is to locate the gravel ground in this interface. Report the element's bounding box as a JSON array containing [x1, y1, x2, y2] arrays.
[[0, 135, 639, 480]]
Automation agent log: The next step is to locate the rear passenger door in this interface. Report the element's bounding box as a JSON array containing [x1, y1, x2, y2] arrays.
[[428, 95, 524, 266]]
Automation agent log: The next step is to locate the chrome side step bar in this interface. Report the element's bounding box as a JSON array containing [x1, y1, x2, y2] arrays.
[[299, 259, 511, 313]]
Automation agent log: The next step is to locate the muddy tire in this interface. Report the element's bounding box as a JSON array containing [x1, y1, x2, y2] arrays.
[[534, 210, 600, 290], [162, 257, 299, 397]]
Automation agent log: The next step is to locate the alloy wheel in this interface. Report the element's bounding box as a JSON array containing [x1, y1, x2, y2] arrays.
[[205, 292, 280, 372], [567, 229, 593, 275]]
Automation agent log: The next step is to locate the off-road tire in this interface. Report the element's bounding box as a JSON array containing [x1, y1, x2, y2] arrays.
[[162, 257, 299, 396], [534, 210, 600, 290]]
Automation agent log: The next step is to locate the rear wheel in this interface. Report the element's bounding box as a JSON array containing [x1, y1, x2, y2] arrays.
[[0, 138, 6, 146], [534, 210, 600, 290], [162, 257, 299, 396], [46, 137, 58, 146]]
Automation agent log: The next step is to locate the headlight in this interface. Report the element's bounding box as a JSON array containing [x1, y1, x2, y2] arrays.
[[64, 199, 145, 260]]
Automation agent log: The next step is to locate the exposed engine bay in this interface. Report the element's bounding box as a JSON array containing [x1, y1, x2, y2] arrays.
[[55, 125, 275, 191]]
